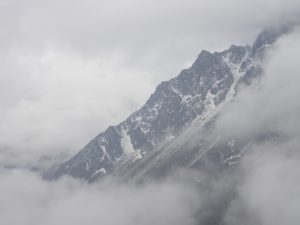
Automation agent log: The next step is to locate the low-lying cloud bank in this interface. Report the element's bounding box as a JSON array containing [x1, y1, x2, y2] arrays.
[[1, 149, 299, 225], [0, 169, 201, 225], [225, 144, 300, 225], [217, 27, 300, 225]]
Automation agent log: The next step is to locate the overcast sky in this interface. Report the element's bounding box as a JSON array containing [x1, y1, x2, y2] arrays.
[[1, 0, 300, 167], [1, 1, 300, 225]]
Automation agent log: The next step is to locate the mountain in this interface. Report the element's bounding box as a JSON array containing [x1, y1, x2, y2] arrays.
[[47, 26, 291, 181]]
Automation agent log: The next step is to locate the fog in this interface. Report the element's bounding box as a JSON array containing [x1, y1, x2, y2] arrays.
[[0, 27, 299, 225], [1, 0, 300, 168], [224, 144, 300, 225], [0, 168, 200, 225], [217, 27, 300, 141], [218, 27, 300, 225], [1, 0, 300, 225]]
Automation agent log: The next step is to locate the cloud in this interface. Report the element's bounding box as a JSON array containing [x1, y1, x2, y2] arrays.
[[1, 0, 300, 168], [0, 50, 157, 168], [217, 26, 300, 141], [223, 142, 300, 225], [0, 168, 200, 225], [1, 2, 300, 225], [2, 0, 300, 54], [214, 26, 300, 225]]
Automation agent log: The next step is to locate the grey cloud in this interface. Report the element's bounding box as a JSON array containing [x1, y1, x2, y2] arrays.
[[217, 27, 300, 140], [1, 0, 300, 187], [224, 142, 300, 225], [0, 52, 157, 167], [1, 13, 300, 225], [1, 1, 300, 225], [0, 169, 200, 225], [214, 27, 300, 225]]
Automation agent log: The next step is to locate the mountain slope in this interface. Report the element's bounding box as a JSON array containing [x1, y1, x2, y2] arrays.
[[48, 26, 291, 181]]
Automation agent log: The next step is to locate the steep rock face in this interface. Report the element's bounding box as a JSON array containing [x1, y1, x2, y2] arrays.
[[49, 27, 289, 181]]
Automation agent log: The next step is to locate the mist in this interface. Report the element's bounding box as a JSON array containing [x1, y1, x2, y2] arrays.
[[216, 26, 300, 225], [1, 0, 300, 168], [0, 168, 200, 225], [217, 27, 300, 141], [1, 1, 300, 225]]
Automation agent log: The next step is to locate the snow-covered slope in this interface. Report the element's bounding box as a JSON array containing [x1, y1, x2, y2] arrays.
[[47, 26, 291, 181]]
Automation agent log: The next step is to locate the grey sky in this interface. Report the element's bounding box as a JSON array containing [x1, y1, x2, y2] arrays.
[[1, 0, 300, 166], [0, 1, 300, 224]]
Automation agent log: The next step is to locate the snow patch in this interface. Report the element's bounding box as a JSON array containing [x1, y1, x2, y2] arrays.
[[120, 128, 143, 161], [223, 51, 251, 100], [90, 168, 107, 180], [100, 145, 113, 163]]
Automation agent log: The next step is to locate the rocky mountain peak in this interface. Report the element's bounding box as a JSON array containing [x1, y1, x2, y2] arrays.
[[46, 27, 290, 181]]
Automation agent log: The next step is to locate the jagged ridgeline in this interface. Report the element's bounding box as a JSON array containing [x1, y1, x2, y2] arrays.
[[46, 26, 291, 181]]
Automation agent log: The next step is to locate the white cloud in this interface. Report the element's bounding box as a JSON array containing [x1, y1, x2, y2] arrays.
[[224, 142, 300, 225], [0, 50, 158, 167], [1, 0, 300, 168], [217, 27, 300, 141], [214, 27, 300, 225], [1, 2, 300, 225], [0, 169, 199, 225]]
